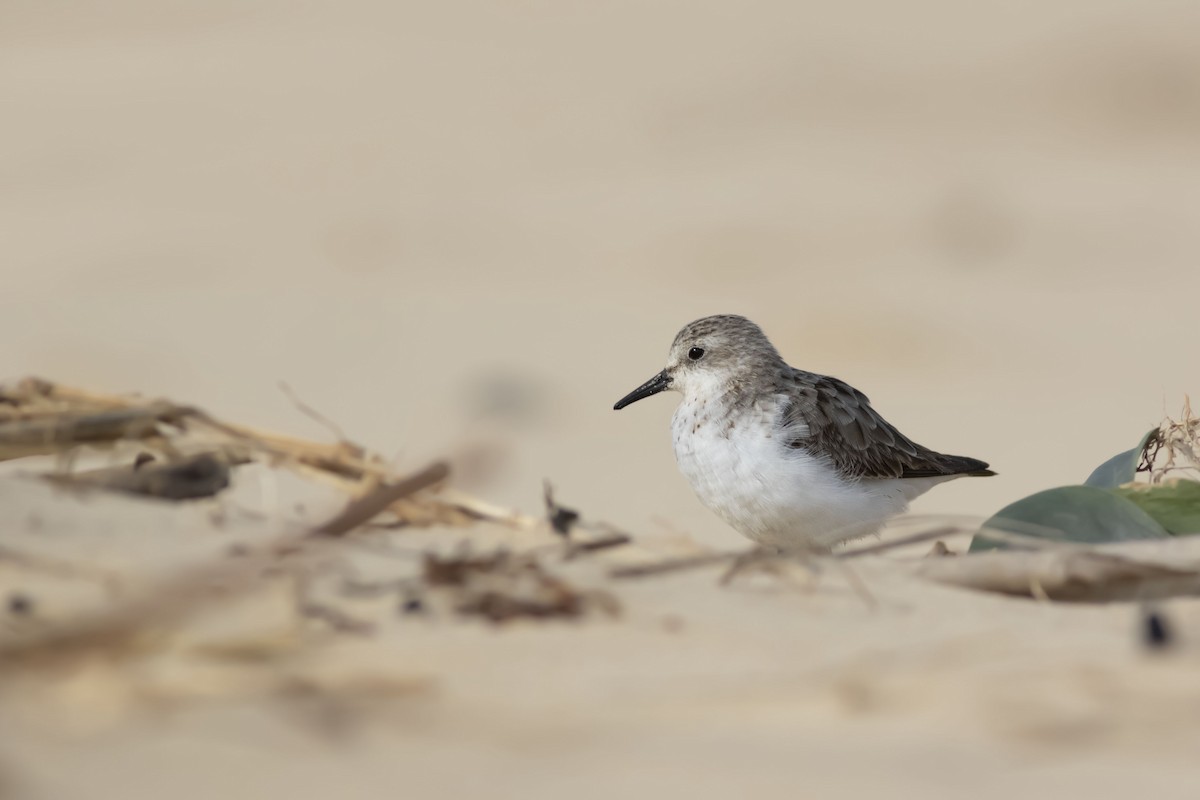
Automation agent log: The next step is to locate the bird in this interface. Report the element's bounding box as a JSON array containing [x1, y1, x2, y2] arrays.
[[613, 314, 993, 550]]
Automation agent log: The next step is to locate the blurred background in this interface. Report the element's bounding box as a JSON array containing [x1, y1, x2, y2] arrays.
[[5, 4, 1200, 800], [3, 0, 1199, 541]]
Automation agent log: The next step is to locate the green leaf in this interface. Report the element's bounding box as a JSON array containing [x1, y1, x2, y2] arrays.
[[970, 485, 1169, 552], [1084, 428, 1158, 488], [1113, 480, 1200, 536]]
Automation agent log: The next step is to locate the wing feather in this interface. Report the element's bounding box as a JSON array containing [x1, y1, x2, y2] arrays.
[[782, 372, 992, 479]]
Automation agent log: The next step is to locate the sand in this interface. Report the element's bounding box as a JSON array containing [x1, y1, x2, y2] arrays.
[[2, 1, 1200, 797]]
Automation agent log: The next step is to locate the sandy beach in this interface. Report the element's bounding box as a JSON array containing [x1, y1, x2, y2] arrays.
[[2, 1, 1200, 797]]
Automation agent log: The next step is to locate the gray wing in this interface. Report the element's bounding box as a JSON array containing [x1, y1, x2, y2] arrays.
[[781, 372, 993, 480]]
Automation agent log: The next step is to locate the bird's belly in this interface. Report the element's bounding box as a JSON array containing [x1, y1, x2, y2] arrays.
[[670, 416, 906, 548]]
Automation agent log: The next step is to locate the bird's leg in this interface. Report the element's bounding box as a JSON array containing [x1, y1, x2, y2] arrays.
[[719, 544, 821, 587], [718, 545, 774, 585]]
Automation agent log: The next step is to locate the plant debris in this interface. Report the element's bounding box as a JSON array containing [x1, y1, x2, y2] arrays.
[[543, 481, 580, 537], [0, 377, 514, 530], [0, 377, 634, 714], [1145, 397, 1200, 483], [421, 549, 619, 623], [311, 462, 451, 536]]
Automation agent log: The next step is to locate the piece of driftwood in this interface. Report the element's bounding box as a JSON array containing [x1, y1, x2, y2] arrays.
[[43, 452, 233, 500], [916, 537, 1200, 602]]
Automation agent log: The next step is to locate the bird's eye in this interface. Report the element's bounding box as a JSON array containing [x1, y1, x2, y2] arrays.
[[688, 347, 705, 361]]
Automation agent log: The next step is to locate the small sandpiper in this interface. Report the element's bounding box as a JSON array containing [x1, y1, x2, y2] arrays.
[[614, 315, 993, 550]]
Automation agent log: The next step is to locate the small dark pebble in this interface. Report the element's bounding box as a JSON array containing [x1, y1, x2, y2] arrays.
[[1143, 609, 1173, 650], [7, 593, 33, 616], [401, 596, 425, 615]]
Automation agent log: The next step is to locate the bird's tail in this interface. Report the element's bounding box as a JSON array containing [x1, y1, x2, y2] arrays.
[[939, 454, 995, 477]]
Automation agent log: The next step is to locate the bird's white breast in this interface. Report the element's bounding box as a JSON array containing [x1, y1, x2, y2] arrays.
[[669, 392, 917, 549]]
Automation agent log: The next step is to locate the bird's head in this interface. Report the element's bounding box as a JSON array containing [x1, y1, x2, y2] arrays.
[[613, 315, 781, 410]]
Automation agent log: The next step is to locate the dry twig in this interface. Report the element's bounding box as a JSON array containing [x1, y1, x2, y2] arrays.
[[310, 461, 451, 536]]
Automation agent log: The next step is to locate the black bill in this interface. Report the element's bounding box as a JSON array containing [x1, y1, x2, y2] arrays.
[[613, 370, 672, 410]]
